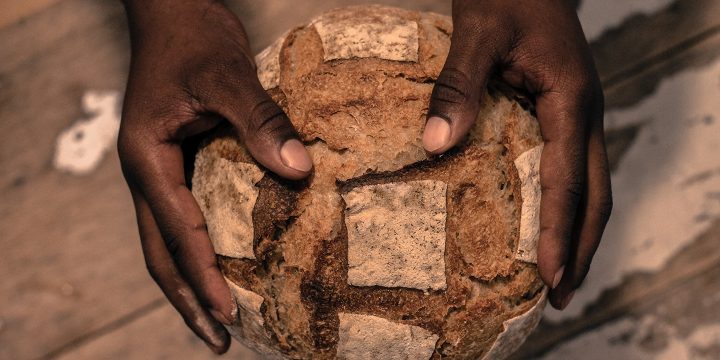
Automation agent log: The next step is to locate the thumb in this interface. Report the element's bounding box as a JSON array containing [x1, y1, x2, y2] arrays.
[[423, 20, 498, 154], [197, 63, 312, 180]]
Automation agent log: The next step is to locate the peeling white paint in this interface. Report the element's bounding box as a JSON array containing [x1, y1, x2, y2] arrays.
[[546, 60, 720, 321], [337, 313, 439, 360], [542, 316, 720, 360], [53, 91, 121, 175], [578, 0, 673, 41]]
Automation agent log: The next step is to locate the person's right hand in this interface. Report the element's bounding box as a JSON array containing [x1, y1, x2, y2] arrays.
[[118, 0, 312, 353]]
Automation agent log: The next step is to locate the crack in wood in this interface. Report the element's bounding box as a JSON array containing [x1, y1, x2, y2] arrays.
[[37, 298, 166, 360]]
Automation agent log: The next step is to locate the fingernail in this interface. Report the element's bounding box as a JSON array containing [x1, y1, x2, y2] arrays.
[[552, 265, 565, 289], [422, 116, 451, 152], [209, 308, 233, 326], [280, 139, 312, 172], [561, 290, 575, 310]]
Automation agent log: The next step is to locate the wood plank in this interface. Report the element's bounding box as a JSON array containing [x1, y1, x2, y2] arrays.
[[604, 30, 720, 109], [538, 253, 720, 359], [53, 302, 260, 360], [592, 0, 720, 85], [0, 151, 157, 360], [591, 0, 720, 108], [513, 219, 720, 358], [0, 1, 147, 359], [0, 0, 129, 189]]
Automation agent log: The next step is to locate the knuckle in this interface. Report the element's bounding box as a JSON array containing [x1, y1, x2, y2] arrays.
[[162, 233, 182, 258], [246, 99, 294, 140], [543, 167, 586, 202], [187, 220, 210, 236], [162, 221, 208, 260], [565, 179, 585, 199], [431, 68, 472, 107], [596, 193, 614, 223], [538, 224, 558, 239]]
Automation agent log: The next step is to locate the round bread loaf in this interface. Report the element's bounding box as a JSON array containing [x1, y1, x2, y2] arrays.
[[191, 5, 546, 359]]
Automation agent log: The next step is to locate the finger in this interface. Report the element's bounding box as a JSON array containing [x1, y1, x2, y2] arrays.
[[551, 106, 612, 309], [194, 59, 312, 180], [422, 8, 504, 154], [131, 189, 230, 354], [125, 142, 236, 325], [534, 86, 589, 305]]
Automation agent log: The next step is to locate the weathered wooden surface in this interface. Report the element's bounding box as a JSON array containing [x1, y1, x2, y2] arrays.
[[0, 2, 142, 359], [593, 0, 720, 108], [0, 0, 718, 359], [0, 0, 61, 28], [536, 247, 720, 359], [52, 300, 254, 360], [514, 219, 720, 358]]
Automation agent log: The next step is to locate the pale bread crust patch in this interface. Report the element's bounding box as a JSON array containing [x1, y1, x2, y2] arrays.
[[337, 313, 439, 360], [192, 155, 263, 259], [225, 279, 287, 359], [514, 144, 544, 264], [255, 31, 287, 90], [342, 180, 447, 291], [313, 10, 419, 62], [482, 288, 548, 360]]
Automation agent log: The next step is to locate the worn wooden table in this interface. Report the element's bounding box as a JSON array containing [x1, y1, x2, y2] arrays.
[[1, 1, 718, 359]]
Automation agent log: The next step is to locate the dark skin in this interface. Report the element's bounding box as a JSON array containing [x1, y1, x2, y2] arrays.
[[119, 0, 612, 354]]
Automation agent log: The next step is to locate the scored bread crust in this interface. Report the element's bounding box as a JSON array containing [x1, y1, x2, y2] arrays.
[[192, 5, 545, 360]]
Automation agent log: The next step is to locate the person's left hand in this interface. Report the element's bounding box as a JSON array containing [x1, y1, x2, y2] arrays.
[[422, 0, 613, 310]]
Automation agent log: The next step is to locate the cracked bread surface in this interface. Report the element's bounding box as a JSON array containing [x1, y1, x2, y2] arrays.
[[192, 5, 545, 360]]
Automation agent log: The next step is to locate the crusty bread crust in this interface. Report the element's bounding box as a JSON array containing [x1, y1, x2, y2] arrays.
[[192, 5, 545, 359]]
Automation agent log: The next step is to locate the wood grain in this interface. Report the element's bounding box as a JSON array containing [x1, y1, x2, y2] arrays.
[[592, 0, 720, 108], [53, 302, 259, 360], [0, 2, 156, 359], [513, 220, 720, 358]]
